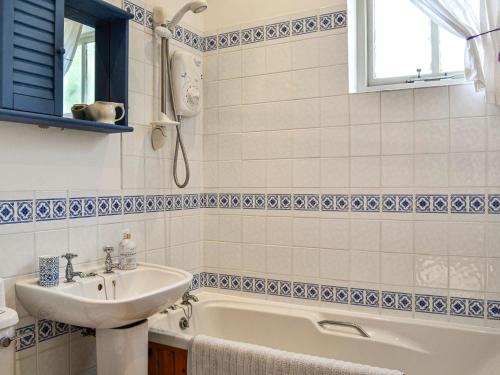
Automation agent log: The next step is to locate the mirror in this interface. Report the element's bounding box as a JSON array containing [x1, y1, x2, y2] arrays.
[[63, 19, 95, 116]]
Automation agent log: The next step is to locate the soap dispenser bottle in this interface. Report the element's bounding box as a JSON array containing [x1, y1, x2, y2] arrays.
[[119, 229, 137, 270]]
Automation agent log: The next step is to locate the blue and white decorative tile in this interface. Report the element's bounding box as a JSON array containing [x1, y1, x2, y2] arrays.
[[416, 194, 448, 213], [242, 277, 254, 292], [16, 324, 35, 352], [69, 197, 96, 219], [279, 280, 291, 297], [218, 33, 229, 48], [134, 5, 145, 25], [306, 283, 319, 300], [293, 194, 306, 210], [351, 195, 379, 212], [415, 294, 447, 314], [253, 26, 265, 42], [190, 273, 200, 291], [184, 29, 193, 47], [278, 22, 290, 38], [350, 288, 364, 305], [382, 194, 413, 213], [230, 193, 241, 208], [487, 300, 500, 320], [351, 288, 379, 307], [218, 273, 229, 289], [35, 199, 67, 221], [134, 195, 145, 213], [54, 321, 69, 337], [307, 194, 320, 210], [38, 319, 54, 342], [122, 196, 134, 214], [280, 194, 292, 210], [242, 194, 254, 209], [382, 291, 413, 311], [207, 273, 218, 288], [145, 10, 153, 29], [265, 23, 279, 40], [321, 285, 334, 302], [16, 200, 33, 223], [254, 194, 266, 209], [293, 282, 306, 299], [192, 33, 201, 50], [174, 195, 183, 210], [219, 193, 230, 208], [321, 194, 334, 211], [267, 195, 279, 210], [335, 287, 349, 304], [488, 195, 500, 214], [319, 13, 333, 31], [174, 25, 184, 42], [241, 28, 253, 44], [0, 201, 16, 224], [291, 18, 305, 35], [123, 1, 135, 18], [156, 195, 165, 211], [334, 195, 349, 211], [205, 35, 217, 51], [381, 291, 396, 309], [254, 278, 266, 294], [267, 279, 279, 295], [229, 275, 242, 290], [145, 195, 156, 212], [333, 11, 347, 28], [228, 31, 240, 47], [206, 193, 218, 208], [451, 194, 485, 214]]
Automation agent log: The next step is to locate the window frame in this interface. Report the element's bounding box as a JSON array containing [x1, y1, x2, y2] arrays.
[[348, 0, 466, 93]]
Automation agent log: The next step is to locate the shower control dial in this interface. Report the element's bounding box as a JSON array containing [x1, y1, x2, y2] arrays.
[[186, 86, 200, 108]]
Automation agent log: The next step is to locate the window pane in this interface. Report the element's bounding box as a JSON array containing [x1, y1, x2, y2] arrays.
[[85, 42, 95, 104], [372, 0, 432, 79], [63, 45, 82, 115], [439, 27, 465, 73]]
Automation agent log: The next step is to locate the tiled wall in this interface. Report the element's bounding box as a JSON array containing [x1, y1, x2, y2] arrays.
[[1, 0, 204, 374], [200, 3, 500, 327]]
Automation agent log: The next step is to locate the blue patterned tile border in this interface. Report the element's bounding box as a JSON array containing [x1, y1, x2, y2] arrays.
[[15, 320, 78, 352], [202, 192, 497, 215], [192, 272, 497, 321], [122, 2, 347, 52], [2, 192, 498, 225]]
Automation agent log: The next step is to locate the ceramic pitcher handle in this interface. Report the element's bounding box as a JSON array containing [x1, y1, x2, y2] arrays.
[[115, 103, 125, 122]]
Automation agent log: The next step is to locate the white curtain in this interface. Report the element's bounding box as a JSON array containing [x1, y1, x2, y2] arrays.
[[411, 0, 500, 105], [63, 20, 83, 75]]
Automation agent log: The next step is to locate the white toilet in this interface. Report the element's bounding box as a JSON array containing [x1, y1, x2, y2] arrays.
[[0, 277, 19, 375]]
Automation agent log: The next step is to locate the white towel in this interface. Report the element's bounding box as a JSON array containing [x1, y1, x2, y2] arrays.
[[188, 334, 404, 375]]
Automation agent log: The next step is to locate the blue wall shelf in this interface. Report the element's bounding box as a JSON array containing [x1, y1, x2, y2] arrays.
[[0, 109, 133, 133], [0, 0, 133, 134]]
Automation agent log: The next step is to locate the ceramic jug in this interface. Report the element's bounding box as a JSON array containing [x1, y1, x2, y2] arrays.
[[84, 101, 125, 124]]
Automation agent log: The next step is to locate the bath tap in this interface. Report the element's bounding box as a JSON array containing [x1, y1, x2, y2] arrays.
[[181, 291, 199, 305], [103, 246, 119, 273], [61, 253, 97, 283]]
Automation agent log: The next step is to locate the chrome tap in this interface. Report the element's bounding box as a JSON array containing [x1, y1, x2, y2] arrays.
[[103, 246, 119, 273], [181, 291, 199, 305], [61, 253, 97, 282]]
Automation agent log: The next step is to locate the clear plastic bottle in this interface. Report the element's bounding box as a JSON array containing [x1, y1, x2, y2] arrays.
[[119, 229, 137, 270]]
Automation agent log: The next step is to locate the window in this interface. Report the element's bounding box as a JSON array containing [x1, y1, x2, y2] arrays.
[[63, 24, 96, 115], [349, 0, 466, 92]]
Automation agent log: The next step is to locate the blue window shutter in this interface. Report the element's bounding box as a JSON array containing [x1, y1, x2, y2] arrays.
[[3, 0, 64, 116]]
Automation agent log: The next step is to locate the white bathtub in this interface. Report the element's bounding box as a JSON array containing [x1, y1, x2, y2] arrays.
[[148, 292, 500, 375]]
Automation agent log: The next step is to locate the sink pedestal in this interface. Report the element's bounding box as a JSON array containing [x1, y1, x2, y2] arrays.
[[96, 320, 148, 375]]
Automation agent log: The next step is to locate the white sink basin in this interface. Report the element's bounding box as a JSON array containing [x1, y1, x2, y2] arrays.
[[15, 263, 192, 329]]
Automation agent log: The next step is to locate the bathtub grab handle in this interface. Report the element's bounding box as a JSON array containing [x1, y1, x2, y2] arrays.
[[317, 320, 370, 338]]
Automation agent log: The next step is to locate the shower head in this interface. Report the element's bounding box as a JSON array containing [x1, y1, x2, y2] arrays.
[[168, 1, 208, 31]]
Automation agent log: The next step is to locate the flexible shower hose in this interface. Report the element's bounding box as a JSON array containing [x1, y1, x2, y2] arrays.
[[165, 37, 190, 188]]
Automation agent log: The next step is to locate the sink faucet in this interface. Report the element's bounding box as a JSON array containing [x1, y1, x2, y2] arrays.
[[61, 253, 97, 283], [103, 246, 119, 273]]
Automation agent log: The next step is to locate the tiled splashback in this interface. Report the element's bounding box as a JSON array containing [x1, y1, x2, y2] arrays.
[[200, 1, 500, 329]]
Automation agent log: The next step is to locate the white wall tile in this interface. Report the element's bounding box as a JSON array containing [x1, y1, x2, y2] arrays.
[[381, 155, 413, 187], [349, 92, 381, 125], [319, 249, 349, 280], [414, 221, 448, 255], [321, 158, 349, 187], [292, 218, 320, 248], [381, 122, 413, 155], [381, 253, 414, 286], [266, 43, 292, 73], [449, 152, 486, 187], [350, 220, 380, 252], [242, 47, 266, 76], [450, 256, 485, 291], [320, 96, 349, 127], [350, 156, 380, 187], [219, 78, 242, 106], [320, 219, 349, 250], [381, 221, 413, 253], [291, 38, 319, 70], [414, 87, 449, 120], [218, 50, 242, 80], [414, 154, 448, 187], [321, 127, 349, 157], [292, 68, 319, 99], [319, 65, 348, 96], [350, 124, 380, 156], [350, 251, 380, 283], [381, 90, 414, 123], [319, 34, 348, 67], [293, 247, 319, 277], [0, 233, 35, 278], [450, 117, 487, 152], [266, 245, 292, 274], [267, 217, 292, 246], [450, 84, 486, 118], [415, 255, 448, 288], [447, 222, 485, 257], [266, 159, 292, 187], [414, 120, 449, 154], [293, 159, 320, 187]]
